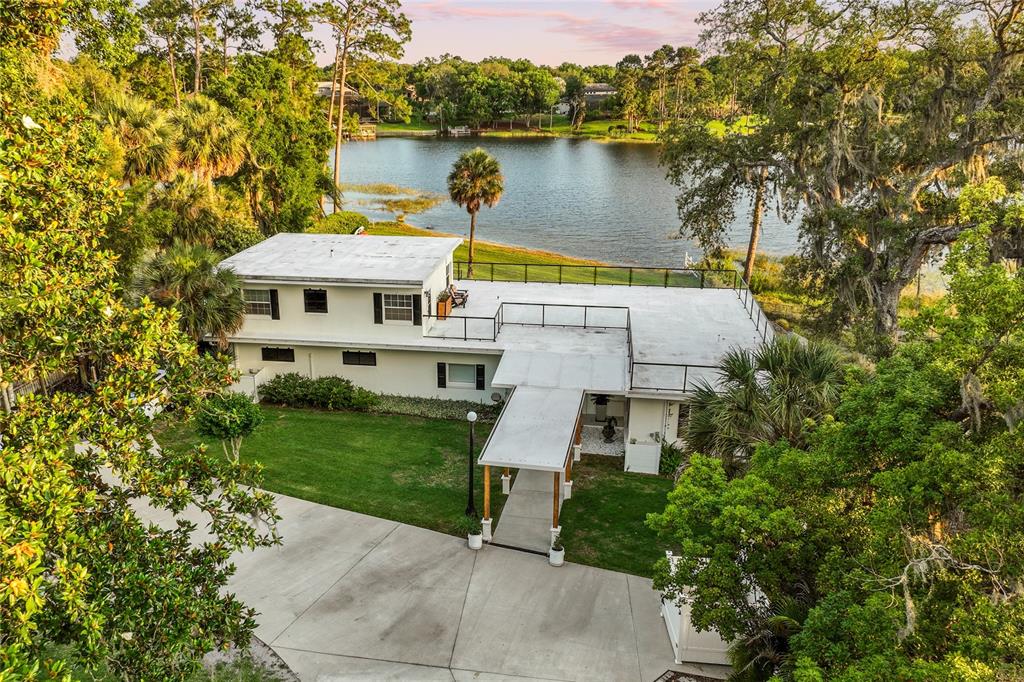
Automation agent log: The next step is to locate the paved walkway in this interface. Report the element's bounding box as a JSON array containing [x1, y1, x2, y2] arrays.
[[141, 492, 728, 681], [491, 468, 561, 552]]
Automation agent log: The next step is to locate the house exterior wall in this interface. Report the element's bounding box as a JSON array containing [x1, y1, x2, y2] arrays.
[[240, 282, 429, 343], [233, 342, 503, 402]]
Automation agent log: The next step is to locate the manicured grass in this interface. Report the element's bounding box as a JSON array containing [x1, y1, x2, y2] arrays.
[[157, 407, 676, 576], [156, 406, 503, 536], [557, 455, 675, 577], [377, 116, 658, 142], [376, 117, 436, 132], [365, 221, 722, 288]]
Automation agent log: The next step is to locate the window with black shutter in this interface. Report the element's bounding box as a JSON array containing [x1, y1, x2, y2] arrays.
[[436, 362, 446, 388], [261, 347, 294, 362], [343, 351, 377, 366], [303, 288, 328, 313], [476, 364, 485, 390], [373, 292, 383, 324], [269, 289, 280, 319]]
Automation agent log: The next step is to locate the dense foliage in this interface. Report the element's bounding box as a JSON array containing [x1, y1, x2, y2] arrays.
[[664, 0, 1024, 349], [307, 210, 371, 234], [652, 216, 1024, 677], [195, 392, 266, 463], [259, 372, 378, 411], [0, 44, 278, 680]]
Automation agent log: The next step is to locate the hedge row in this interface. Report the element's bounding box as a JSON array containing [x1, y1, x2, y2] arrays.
[[260, 373, 378, 411]]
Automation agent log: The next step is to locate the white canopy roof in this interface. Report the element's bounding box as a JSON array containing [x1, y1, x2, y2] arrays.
[[477, 387, 584, 472], [490, 349, 627, 393]]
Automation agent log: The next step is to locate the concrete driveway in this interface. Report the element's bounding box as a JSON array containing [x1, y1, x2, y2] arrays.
[[146, 492, 727, 681]]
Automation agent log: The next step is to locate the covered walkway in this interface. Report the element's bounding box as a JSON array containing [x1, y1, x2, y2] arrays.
[[478, 384, 586, 552]]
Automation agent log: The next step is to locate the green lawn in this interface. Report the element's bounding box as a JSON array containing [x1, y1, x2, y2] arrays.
[[558, 455, 675, 577], [366, 221, 727, 288], [157, 407, 677, 577], [156, 406, 503, 536], [376, 115, 658, 142]]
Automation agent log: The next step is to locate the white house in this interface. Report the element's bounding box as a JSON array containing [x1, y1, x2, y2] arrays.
[[219, 232, 770, 540]]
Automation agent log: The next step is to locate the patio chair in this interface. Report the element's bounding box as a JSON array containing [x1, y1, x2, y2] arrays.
[[449, 283, 469, 308]]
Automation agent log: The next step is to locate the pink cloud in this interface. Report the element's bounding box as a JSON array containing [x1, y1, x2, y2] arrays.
[[406, 0, 698, 54]]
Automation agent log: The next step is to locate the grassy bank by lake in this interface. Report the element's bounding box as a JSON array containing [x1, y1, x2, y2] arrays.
[[372, 115, 658, 143]]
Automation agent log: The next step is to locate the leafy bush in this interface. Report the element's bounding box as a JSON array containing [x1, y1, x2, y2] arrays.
[[259, 373, 378, 411], [195, 393, 265, 462], [307, 211, 370, 235], [258, 372, 309, 405], [658, 439, 685, 476]]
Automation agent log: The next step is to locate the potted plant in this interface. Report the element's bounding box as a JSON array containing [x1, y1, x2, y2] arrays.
[[457, 515, 483, 550], [548, 534, 564, 567], [436, 290, 452, 320]]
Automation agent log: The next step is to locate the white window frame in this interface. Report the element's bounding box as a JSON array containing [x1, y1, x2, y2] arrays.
[[244, 289, 272, 316], [447, 363, 477, 387], [382, 293, 414, 324]]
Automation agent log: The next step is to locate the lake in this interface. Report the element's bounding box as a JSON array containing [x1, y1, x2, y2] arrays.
[[336, 136, 798, 267]]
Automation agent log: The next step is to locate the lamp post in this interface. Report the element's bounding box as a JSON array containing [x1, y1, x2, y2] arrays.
[[465, 411, 478, 517]]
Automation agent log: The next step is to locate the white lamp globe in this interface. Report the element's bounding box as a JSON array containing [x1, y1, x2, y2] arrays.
[[466, 411, 478, 423]]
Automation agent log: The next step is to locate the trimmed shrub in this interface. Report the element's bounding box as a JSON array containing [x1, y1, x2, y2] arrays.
[[307, 211, 371, 235], [259, 372, 308, 405], [259, 373, 379, 411]]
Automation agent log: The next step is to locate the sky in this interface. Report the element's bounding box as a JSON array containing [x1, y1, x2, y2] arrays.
[[311, 0, 715, 67]]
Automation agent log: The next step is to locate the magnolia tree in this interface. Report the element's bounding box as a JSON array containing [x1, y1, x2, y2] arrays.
[[0, 44, 278, 680]]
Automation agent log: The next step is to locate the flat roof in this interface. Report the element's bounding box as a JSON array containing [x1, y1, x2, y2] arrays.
[[491, 349, 627, 393], [477, 387, 584, 471], [219, 233, 462, 285]]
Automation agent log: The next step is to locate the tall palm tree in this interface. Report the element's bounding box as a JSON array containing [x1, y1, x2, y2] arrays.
[[447, 148, 503, 277], [148, 171, 222, 247], [170, 95, 247, 183], [135, 241, 244, 348], [683, 335, 843, 476], [96, 93, 179, 183]]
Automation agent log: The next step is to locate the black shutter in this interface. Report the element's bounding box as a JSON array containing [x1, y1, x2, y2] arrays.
[[269, 289, 280, 320], [437, 362, 446, 388], [373, 293, 383, 324], [475, 364, 485, 390], [412, 294, 422, 326]]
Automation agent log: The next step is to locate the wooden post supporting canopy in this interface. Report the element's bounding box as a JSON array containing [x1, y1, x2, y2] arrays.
[[552, 470, 560, 528], [566, 452, 572, 484], [483, 465, 491, 520]]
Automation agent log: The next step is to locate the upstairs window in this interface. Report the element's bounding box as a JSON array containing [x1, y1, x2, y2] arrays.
[[261, 347, 295, 362], [383, 293, 413, 322], [343, 351, 377, 366], [304, 288, 328, 313], [244, 289, 272, 316]]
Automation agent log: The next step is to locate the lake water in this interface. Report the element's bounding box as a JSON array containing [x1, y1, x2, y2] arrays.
[[336, 136, 798, 267]]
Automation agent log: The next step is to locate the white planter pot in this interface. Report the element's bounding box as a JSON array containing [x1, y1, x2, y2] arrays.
[[468, 533, 483, 550], [548, 547, 564, 566]]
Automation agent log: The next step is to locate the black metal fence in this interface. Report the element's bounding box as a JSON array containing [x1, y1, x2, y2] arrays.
[[453, 261, 739, 289]]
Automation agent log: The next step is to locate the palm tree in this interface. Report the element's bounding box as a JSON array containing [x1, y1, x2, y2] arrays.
[[447, 148, 503, 277], [96, 93, 178, 183], [148, 171, 221, 247], [683, 335, 843, 476], [170, 95, 247, 182], [135, 241, 244, 348]]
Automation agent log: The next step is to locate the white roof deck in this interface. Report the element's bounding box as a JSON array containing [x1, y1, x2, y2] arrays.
[[219, 233, 461, 285], [434, 280, 767, 397], [477, 387, 584, 471]]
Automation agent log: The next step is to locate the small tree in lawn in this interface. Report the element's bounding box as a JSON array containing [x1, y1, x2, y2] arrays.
[[447, 147, 503, 277], [196, 392, 265, 463]]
